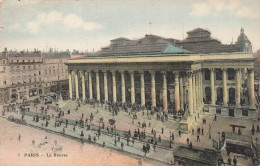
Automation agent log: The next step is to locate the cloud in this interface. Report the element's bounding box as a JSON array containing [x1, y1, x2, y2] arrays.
[[236, 7, 259, 18], [190, 0, 259, 18], [26, 21, 40, 33], [8, 23, 21, 32], [23, 10, 102, 34], [63, 14, 102, 31], [189, 3, 211, 16]]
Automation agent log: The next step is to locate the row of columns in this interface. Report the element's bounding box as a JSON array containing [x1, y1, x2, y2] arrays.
[[69, 70, 194, 112], [209, 68, 255, 108]]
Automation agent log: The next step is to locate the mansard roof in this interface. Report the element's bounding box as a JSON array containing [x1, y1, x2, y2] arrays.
[[97, 27, 249, 56]]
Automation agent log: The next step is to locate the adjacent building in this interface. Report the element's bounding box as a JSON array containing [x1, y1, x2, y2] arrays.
[[0, 48, 70, 105], [66, 28, 256, 129]]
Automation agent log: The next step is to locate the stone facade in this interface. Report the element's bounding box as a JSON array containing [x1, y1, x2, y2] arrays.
[[66, 28, 256, 129], [0, 49, 70, 105]]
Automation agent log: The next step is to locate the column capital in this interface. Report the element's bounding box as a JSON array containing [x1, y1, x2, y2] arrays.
[[209, 68, 215, 71], [221, 68, 227, 71], [111, 70, 116, 74], [173, 71, 179, 76], [87, 70, 92, 74], [161, 71, 167, 75], [139, 70, 144, 75], [235, 68, 241, 72], [119, 70, 125, 73], [248, 68, 254, 73], [149, 71, 156, 75], [94, 70, 99, 73], [129, 70, 134, 75]]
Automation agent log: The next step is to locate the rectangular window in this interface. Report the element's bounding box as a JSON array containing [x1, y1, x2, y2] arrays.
[[216, 108, 221, 114], [216, 69, 222, 80], [227, 68, 235, 80], [242, 109, 248, 116], [204, 69, 210, 80], [3, 81, 6, 85]]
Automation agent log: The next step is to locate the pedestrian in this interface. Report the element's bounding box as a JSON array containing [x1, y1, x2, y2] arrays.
[[189, 141, 192, 149], [73, 125, 75, 132], [197, 135, 200, 142], [151, 128, 153, 134], [80, 130, 84, 137], [18, 134, 21, 142], [228, 157, 231, 165], [252, 124, 255, 135], [162, 127, 164, 134], [32, 140, 35, 146], [153, 144, 156, 152], [121, 142, 124, 151], [172, 133, 174, 141], [192, 128, 194, 135], [233, 156, 237, 166], [178, 130, 181, 136], [186, 138, 189, 145]]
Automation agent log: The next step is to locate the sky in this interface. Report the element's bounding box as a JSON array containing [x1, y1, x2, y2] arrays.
[[0, 0, 260, 52]]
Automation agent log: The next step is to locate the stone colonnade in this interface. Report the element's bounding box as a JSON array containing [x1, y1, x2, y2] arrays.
[[68, 69, 206, 114]]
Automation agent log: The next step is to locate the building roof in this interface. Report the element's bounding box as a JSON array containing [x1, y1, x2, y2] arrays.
[[41, 52, 71, 59], [100, 34, 186, 56], [8, 51, 42, 58]]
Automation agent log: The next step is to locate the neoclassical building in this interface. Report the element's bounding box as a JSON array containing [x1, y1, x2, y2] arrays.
[[66, 28, 256, 128]]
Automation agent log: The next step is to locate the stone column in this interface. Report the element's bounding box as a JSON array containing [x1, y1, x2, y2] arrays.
[[199, 70, 203, 104], [174, 72, 180, 111], [112, 71, 117, 102], [180, 77, 184, 110], [88, 71, 93, 99], [192, 73, 196, 111], [210, 68, 215, 105], [95, 70, 100, 101], [103, 70, 108, 102], [196, 72, 199, 107], [188, 72, 193, 114], [222, 68, 228, 105], [81, 70, 86, 101], [150, 71, 156, 107], [235, 69, 241, 107], [120, 70, 126, 103], [75, 70, 79, 99], [140, 71, 145, 106], [69, 70, 73, 99], [162, 71, 168, 112], [129, 70, 135, 104], [248, 68, 255, 108]]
